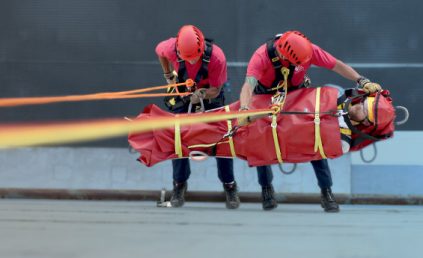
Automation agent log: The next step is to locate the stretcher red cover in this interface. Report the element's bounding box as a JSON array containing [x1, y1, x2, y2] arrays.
[[128, 87, 347, 167]]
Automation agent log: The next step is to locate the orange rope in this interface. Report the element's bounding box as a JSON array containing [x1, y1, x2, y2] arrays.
[[0, 81, 192, 107]]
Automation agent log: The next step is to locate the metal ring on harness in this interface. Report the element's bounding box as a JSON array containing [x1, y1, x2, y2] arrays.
[[187, 97, 205, 114], [189, 150, 209, 161], [395, 106, 409, 125], [360, 143, 377, 163], [277, 163, 297, 175]]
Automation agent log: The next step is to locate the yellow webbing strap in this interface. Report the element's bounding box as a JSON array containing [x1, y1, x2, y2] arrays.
[[224, 105, 237, 157], [313, 88, 327, 159], [340, 128, 352, 136], [269, 67, 288, 164], [174, 117, 183, 158], [187, 140, 230, 149], [271, 114, 283, 163]]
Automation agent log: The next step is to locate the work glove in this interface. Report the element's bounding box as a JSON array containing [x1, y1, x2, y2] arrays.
[[163, 70, 178, 85], [357, 76, 382, 94], [190, 88, 207, 104]]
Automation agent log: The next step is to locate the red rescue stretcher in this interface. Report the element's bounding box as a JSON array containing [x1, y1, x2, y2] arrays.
[[128, 86, 395, 167]]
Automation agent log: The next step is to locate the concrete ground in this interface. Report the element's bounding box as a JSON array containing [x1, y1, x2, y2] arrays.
[[0, 199, 422, 258]]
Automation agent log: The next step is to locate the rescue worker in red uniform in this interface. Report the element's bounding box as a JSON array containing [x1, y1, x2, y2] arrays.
[[239, 31, 382, 212], [156, 25, 240, 209]]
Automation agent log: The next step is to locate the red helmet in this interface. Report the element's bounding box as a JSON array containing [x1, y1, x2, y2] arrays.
[[276, 31, 313, 65], [365, 93, 395, 131], [350, 91, 396, 151], [176, 25, 205, 61]]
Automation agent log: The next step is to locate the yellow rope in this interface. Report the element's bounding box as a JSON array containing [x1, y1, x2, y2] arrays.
[[0, 108, 271, 148], [187, 106, 237, 155], [188, 140, 229, 149]]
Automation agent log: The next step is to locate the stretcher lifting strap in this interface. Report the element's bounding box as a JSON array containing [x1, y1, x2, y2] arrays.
[[271, 114, 283, 163], [186, 106, 236, 156], [174, 117, 183, 158], [313, 87, 327, 159], [224, 105, 237, 157], [270, 66, 290, 164], [188, 141, 228, 149]]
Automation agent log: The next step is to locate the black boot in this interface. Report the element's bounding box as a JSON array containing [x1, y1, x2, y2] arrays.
[[170, 181, 187, 207], [320, 188, 340, 213], [223, 182, 240, 209], [261, 185, 278, 210]]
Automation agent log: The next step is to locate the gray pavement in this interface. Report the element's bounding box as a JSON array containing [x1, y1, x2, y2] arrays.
[[0, 199, 422, 258]]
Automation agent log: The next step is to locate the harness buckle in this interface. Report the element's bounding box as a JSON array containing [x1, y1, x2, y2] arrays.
[[314, 117, 321, 124], [271, 118, 278, 128], [223, 126, 239, 138]]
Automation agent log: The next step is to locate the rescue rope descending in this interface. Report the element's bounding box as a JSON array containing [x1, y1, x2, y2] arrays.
[[0, 79, 196, 107], [0, 78, 280, 148], [0, 107, 273, 148]]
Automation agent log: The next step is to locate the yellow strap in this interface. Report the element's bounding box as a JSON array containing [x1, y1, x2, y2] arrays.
[[313, 88, 327, 159], [188, 140, 229, 149], [340, 128, 352, 136], [174, 117, 183, 158], [271, 114, 283, 163], [224, 105, 237, 157], [269, 67, 289, 163], [186, 105, 236, 155], [0, 106, 273, 148]]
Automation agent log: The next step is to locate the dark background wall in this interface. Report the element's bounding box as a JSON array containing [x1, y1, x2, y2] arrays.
[[0, 0, 421, 146]]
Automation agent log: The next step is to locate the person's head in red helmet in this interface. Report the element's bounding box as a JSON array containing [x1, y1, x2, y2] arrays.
[[365, 95, 395, 130], [348, 98, 374, 126], [348, 94, 395, 129], [276, 31, 313, 65], [176, 25, 205, 64]]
